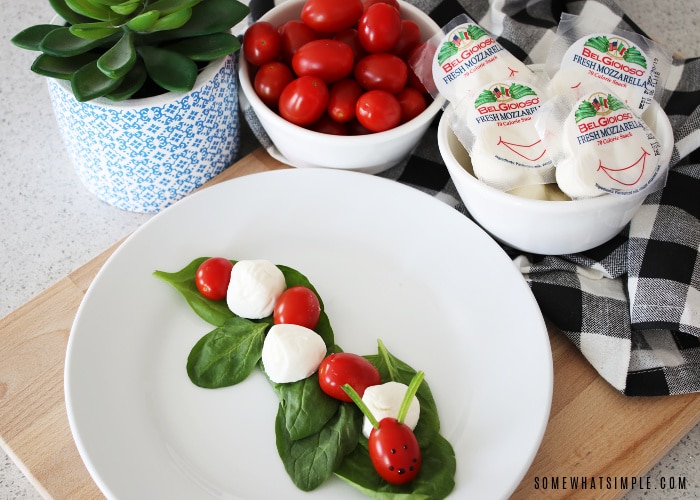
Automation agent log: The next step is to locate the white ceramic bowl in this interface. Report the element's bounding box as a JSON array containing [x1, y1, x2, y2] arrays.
[[437, 102, 674, 255], [239, 0, 445, 174]]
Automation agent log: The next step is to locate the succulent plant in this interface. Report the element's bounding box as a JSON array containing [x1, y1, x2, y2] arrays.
[[11, 0, 249, 102]]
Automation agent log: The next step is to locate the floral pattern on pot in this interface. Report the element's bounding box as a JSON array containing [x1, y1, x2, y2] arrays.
[[48, 55, 240, 213]]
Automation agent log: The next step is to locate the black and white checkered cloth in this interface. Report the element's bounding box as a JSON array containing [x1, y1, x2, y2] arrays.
[[244, 0, 700, 396]]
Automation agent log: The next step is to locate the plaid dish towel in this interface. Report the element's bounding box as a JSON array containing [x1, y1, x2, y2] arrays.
[[244, 0, 700, 396]]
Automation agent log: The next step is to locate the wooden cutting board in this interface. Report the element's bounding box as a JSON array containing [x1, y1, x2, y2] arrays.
[[1, 147, 699, 499]]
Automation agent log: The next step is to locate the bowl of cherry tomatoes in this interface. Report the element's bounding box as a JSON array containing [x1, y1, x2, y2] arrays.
[[239, 0, 445, 174]]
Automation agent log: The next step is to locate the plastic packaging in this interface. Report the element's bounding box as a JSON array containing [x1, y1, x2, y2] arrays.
[[546, 13, 672, 115], [449, 77, 555, 191], [409, 14, 535, 104], [536, 82, 668, 199]]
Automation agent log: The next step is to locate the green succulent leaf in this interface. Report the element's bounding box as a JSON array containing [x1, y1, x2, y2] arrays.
[[106, 57, 148, 100], [40, 27, 119, 56], [70, 21, 121, 40], [71, 60, 124, 101], [49, 0, 92, 24], [110, 0, 142, 15], [148, 7, 193, 32], [188, 0, 249, 33], [16, 0, 247, 102], [126, 10, 160, 31], [30, 52, 97, 79], [11, 24, 63, 51], [152, 0, 248, 40], [139, 45, 197, 92], [90, 0, 128, 5], [64, 0, 116, 21], [97, 30, 136, 78], [165, 32, 240, 60], [147, 0, 202, 16]]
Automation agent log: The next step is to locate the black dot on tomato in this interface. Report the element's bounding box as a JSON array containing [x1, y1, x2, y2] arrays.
[[389, 466, 394, 471], [403, 444, 408, 450], [390, 448, 396, 454], [398, 468, 405, 474]]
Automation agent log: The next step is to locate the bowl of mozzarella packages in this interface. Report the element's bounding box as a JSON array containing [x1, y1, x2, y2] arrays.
[[412, 13, 674, 255]]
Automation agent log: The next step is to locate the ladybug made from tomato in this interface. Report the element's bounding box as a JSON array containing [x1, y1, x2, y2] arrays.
[[369, 417, 422, 484], [342, 370, 425, 485]]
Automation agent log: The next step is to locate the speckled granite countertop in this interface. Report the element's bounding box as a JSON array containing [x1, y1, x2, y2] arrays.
[[1, 0, 698, 498]]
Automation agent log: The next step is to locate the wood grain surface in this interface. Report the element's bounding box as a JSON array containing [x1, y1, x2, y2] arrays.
[[1, 148, 699, 499]]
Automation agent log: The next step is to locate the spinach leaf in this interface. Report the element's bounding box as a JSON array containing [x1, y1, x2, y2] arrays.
[[154, 260, 334, 346], [158, 259, 457, 497], [335, 433, 456, 500], [333, 341, 456, 499], [415, 433, 457, 499], [269, 371, 341, 441], [366, 340, 441, 435], [275, 402, 362, 491], [334, 442, 426, 499], [187, 316, 269, 388], [153, 257, 236, 327]]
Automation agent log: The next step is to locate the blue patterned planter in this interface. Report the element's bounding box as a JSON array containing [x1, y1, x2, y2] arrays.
[[47, 55, 240, 213]]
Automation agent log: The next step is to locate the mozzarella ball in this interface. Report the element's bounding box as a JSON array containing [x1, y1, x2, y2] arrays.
[[261, 324, 327, 384], [227, 260, 286, 319], [361, 381, 420, 438]]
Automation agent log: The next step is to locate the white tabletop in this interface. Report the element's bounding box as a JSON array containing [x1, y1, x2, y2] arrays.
[[1, 0, 698, 498]]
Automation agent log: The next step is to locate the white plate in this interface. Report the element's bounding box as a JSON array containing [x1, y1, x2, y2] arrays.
[[65, 168, 552, 499]]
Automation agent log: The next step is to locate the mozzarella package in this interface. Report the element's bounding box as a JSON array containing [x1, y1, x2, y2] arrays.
[[535, 82, 668, 199], [409, 14, 553, 192], [449, 77, 555, 192], [419, 12, 673, 200], [408, 14, 536, 105], [546, 13, 672, 115]]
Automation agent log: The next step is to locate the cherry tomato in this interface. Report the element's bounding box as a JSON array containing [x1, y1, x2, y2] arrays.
[[243, 21, 282, 66], [358, 3, 402, 53], [318, 352, 382, 402], [310, 114, 349, 135], [392, 19, 421, 58], [273, 285, 321, 329], [354, 53, 407, 94], [395, 86, 426, 123], [292, 39, 354, 83], [362, 0, 400, 11], [195, 257, 233, 301], [301, 0, 363, 34], [328, 78, 363, 123], [369, 418, 422, 484], [278, 20, 317, 63], [279, 76, 329, 126], [333, 28, 367, 63], [356, 90, 401, 132], [254, 61, 294, 108]]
